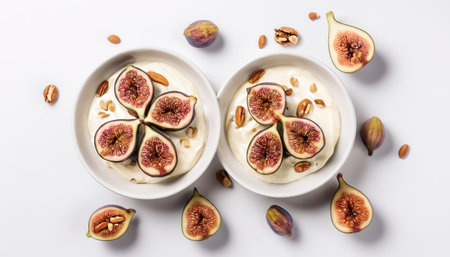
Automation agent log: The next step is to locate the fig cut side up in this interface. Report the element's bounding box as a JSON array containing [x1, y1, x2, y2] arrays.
[[326, 11, 375, 73], [137, 125, 178, 177], [330, 173, 373, 233], [114, 65, 154, 119], [247, 83, 286, 125], [247, 123, 283, 175], [182, 188, 221, 241], [94, 119, 140, 162], [278, 115, 325, 159], [144, 91, 197, 131], [87, 205, 136, 241]]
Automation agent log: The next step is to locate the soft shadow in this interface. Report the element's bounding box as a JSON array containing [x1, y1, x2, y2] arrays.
[[286, 179, 337, 209], [106, 216, 139, 250], [198, 220, 230, 250], [290, 221, 301, 242], [353, 52, 388, 84], [202, 34, 224, 52], [353, 207, 385, 243]]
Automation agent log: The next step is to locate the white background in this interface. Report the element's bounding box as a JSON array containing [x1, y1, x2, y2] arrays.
[[1, 0, 449, 255]]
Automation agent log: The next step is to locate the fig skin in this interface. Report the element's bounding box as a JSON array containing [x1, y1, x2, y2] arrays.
[[181, 188, 221, 241], [360, 116, 384, 156], [330, 173, 373, 233], [86, 205, 136, 241], [246, 82, 287, 125], [326, 11, 375, 73], [266, 205, 293, 237], [184, 20, 218, 48]]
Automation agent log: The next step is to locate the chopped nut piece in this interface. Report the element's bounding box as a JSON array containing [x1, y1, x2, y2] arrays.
[[43, 85, 58, 104], [295, 161, 311, 172], [274, 27, 299, 46], [107, 223, 113, 231], [310, 83, 317, 93], [216, 170, 232, 188], [180, 138, 191, 148], [308, 12, 319, 20], [107, 35, 121, 44], [398, 144, 409, 158], [130, 178, 137, 184], [290, 77, 298, 86], [100, 100, 107, 111], [314, 99, 326, 107], [186, 127, 198, 138], [248, 69, 265, 84], [285, 88, 293, 95], [235, 106, 245, 127], [297, 99, 313, 117], [258, 35, 266, 49], [108, 102, 116, 112]]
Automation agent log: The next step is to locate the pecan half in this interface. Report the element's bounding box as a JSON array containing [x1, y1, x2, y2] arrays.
[[294, 161, 311, 172], [297, 99, 313, 117], [96, 80, 109, 97], [248, 69, 265, 84], [235, 106, 245, 127]]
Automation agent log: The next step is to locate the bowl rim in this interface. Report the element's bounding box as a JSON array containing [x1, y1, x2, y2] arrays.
[[72, 47, 221, 199], [217, 52, 356, 198]]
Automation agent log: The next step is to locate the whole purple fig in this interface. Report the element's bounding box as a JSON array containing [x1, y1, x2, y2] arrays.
[[266, 205, 293, 237], [360, 116, 385, 156], [183, 20, 218, 48]]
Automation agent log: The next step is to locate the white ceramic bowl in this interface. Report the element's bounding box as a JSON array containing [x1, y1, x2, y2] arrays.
[[217, 53, 356, 198], [73, 49, 220, 199]]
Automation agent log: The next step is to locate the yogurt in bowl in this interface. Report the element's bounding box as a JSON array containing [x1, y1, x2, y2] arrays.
[[217, 53, 356, 198]]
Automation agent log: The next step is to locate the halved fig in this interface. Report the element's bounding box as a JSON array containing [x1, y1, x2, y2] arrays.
[[94, 119, 140, 162], [144, 91, 197, 130], [247, 83, 286, 125], [331, 173, 373, 233], [247, 123, 283, 175], [278, 115, 325, 159], [137, 125, 177, 177], [114, 65, 154, 119], [86, 205, 136, 241], [182, 188, 221, 241], [326, 11, 375, 73]]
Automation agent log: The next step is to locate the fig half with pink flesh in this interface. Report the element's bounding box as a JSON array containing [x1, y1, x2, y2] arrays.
[[278, 115, 325, 159], [327, 11, 375, 73], [247, 123, 283, 175], [94, 119, 140, 162], [137, 125, 177, 177], [331, 173, 373, 233], [144, 91, 197, 130], [114, 65, 154, 119], [247, 83, 286, 125], [86, 205, 136, 241]]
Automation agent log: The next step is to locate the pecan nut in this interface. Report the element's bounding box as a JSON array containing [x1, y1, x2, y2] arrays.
[[274, 27, 299, 46], [235, 106, 245, 127], [297, 99, 313, 117], [43, 85, 58, 104], [96, 80, 109, 97], [248, 69, 265, 84], [294, 161, 311, 173]]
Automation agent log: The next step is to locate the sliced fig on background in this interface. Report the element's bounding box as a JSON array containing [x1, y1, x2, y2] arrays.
[[247, 123, 283, 175], [94, 119, 140, 162], [86, 205, 136, 241], [331, 173, 373, 233], [247, 83, 286, 125], [144, 91, 197, 130], [137, 125, 177, 177], [326, 11, 375, 73], [278, 115, 325, 159], [182, 188, 221, 241], [114, 65, 154, 119]]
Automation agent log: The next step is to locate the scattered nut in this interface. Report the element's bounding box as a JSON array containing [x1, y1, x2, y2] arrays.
[[130, 178, 137, 184], [294, 161, 311, 172], [108, 223, 113, 231], [186, 127, 198, 138], [94, 222, 108, 233], [251, 128, 257, 132], [314, 99, 326, 107], [258, 35, 266, 49], [110, 216, 125, 223], [290, 77, 298, 86], [181, 138, 191, 148], [107, 35, 121, 44], [398, 144, 409, 159], [147, 71, 169, 86], [98, 112, 110, 119], [96, 80, 109, 97], [274, 27, 299, 46], [108, 102, 116, 112], [43, 85, 58, 104], [129, 160, 137, 166], [285, 88, 293, 95], [249, 69, 265, 84], [297, 99, 313, 117], [216, 170, 232, 188], [310, 83, 317, 93], [308, 12, 319, 20], [100, 100, 107, 111], [235, 106, 245, 127]]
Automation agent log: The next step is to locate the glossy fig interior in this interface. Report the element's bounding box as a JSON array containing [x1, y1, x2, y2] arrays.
[[114, 65, 154, 119], [144, 91, 197, 130], [137, 125, 178, 177], [182, 188, 221, 241], [94, 119, 140, 162], [247, 123, 283, 175], [279, 115, 325, 159], [247, 83, 286, 125], [87, 205, 135, 241]]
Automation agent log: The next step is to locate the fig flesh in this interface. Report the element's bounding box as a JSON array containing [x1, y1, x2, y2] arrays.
[[331, 173, 373, 233], [94, 119, 140, 162], [247, 83, 286, 125], [278, 115, 325, 159], [326, 11, 375, 73], [144, 91, 197, 131], [137, 125, 177, 177], [114, 65, 154, 119], [182, 188, 221, 241], [247, 123, 283, 175], [87, 205, 135, 241]]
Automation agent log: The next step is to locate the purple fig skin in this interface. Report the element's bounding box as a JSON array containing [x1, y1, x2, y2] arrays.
[[360, 116, 384, 156], [266, 205, 293, 237], [184, 20, 218, 48]]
